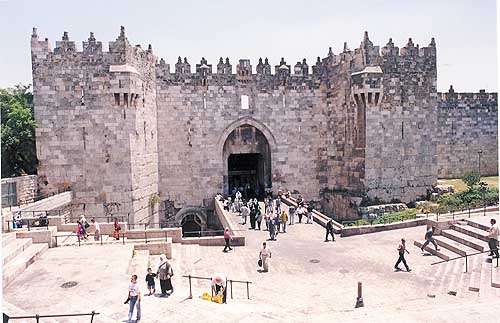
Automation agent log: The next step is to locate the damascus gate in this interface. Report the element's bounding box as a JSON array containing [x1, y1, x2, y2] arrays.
[[30, 27, 498, 228]]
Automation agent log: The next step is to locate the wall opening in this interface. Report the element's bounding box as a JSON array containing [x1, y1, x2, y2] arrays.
[[223, 124, 271, 199]]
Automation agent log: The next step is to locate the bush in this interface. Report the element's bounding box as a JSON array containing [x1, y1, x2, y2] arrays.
[[462, 170, 481, 190]]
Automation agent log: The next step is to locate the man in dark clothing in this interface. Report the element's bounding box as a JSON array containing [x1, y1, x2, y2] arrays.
[[421, 227, 439, 251], [325, 219, 335, 242], [394, 238, 411, 272], [249, 206, 256, 229]]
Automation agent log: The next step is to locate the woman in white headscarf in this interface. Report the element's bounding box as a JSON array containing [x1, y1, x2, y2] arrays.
[[156, 254, 173, 296]]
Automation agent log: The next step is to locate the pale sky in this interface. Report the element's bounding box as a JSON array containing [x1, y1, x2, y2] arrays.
[[0, 0, 497, 92]]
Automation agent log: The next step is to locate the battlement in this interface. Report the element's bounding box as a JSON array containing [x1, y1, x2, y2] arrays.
[[438, 85, 497, 110], [31, 26, 157, 72]]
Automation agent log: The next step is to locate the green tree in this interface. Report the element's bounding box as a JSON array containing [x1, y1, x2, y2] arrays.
[[1, 84, 37, 177], [462, 170, 481, 191]]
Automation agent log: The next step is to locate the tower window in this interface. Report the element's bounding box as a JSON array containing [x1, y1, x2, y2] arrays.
[[241, 95, 249, 110]]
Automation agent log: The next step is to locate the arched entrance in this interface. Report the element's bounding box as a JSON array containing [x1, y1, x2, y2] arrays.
[[175, 207, 207, 237], [222, 124, 272, 199]]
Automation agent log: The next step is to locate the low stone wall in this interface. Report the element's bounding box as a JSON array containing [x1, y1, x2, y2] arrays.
[[181, 235, 245, 247], [134, 239, 172, 258], [340, 218, 428, 237], [126, 228, 182, 243], [1, 175, 37, 206], [57, 222, 128, 235], [15, 227, 57, 247]]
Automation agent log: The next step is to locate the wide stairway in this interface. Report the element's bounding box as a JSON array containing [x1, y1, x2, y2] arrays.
[[414, 219, 500, 298], [2, 232, 48, 287]]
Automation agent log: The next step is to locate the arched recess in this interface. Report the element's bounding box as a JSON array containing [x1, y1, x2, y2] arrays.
[[175, 207, 207, 236], [219, 118, 276, 198], [217, 117, 278, 155]]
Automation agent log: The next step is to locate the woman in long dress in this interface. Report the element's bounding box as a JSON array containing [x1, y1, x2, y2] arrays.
[[156, 254, 173, 296]]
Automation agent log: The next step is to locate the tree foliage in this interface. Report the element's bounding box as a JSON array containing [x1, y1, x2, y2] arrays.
[[462, 170, 481, 190], [1, 84, 37, 177]]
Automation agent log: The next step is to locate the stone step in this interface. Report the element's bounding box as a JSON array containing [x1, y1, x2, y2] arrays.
[[414, 240, 459, 261], [491, 261, 500, 288], [451, 224, 489, 242], [467, 254, 481, 293], [2, 243, 49, 287], [444, 254, 465, 296], [441, 229, 486, 252], [2, 232, 17, 247], [465, 219, 491, 232], [2, 238, 33, 266], [479, 255, 497, 298], [433, 235, 478, 257]]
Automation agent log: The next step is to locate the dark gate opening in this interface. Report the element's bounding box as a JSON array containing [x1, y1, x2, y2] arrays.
[[228, 153, 264, 200], [181, 214, 202, 237]]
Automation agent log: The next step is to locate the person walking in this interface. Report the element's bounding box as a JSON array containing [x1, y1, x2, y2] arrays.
[[325, 219, 335, 242], [113, 217, 121, 240], [421, 226, 439, 252], [256, 211, 262, 230], [268, 214, 276, 240], [394, 238, 411, 272], [289, 205, 295, 225], [145, 267, 156, 296], [126, 274, 141, 323], [76, 220, 86, 241], [306, 204, 314, 224], [297, 206, 304, 224], [259, 242, 272, 272], [280, 210, 288, 233], [275, 211, 281, 233], [157, 255, 174, 296], [275, 197, 281, 213], [241, 203, 249, 225], [223, 228, 233, 252], [488, 218, 499, 258], [91, 218, 100, 241], [249, 205, 256, 229], [211, 273, 227, 304]]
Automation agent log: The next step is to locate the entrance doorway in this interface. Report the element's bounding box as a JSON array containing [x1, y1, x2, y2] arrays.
[[223, 124, 271, 200]]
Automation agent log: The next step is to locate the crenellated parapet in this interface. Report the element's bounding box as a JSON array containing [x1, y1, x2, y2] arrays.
[[438, 85, 497, 110]]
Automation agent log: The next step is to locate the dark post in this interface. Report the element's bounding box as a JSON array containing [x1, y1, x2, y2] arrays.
[[355, 281, 364, 308], [91, 311, 96, 323], [145, 231, 148, 244], [122, 233, 125, 245], [230, 280, 233, 299], [36, 314, 40, 323], [78, 234, 81, 247], [55, 235, 58, 247], [188, 275, 193, 299], [465, 255, 468, 273], [246, 281, 250, 299], [28, 220, 30, 231], [100, 232, 103, 245]]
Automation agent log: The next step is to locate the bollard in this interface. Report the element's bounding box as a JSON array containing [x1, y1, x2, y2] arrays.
[[355, 281, 364, 308], [188, 275, 193, 299], [230, 280, 233, 299], [91, 310, 95, 323], [100, 233, 103, 245], [55, 235, 58, 247], [465, 255, 468, 273], [246, 281, 250, 299]]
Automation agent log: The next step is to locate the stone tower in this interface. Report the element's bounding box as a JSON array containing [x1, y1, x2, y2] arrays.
[[31, 27, 159, 224]]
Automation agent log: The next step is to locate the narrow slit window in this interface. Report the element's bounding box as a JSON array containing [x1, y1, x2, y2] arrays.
[[114, 93, 120, 106], [241, 95, 249, 110], [203, 93, 207, 109]]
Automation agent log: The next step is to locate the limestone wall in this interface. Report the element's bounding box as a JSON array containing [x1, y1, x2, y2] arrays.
[[1, 175, 37, 206], [436, 88, 498, 178], [31, 27, 159, 223]]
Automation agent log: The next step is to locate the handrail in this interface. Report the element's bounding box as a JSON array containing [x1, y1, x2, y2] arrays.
[[181, 274, 252, 300], [431, 248, 498, 266], [7, 310, 99, 322]]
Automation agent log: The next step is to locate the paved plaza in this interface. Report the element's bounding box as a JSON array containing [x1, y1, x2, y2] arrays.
[[3, 209, 500, 322]]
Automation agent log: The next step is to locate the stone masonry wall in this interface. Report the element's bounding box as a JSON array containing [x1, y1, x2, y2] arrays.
[[437, 87, 498, 178], [31, 27, 159, 223]]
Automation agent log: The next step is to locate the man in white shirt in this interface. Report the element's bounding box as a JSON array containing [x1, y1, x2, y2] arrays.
[[241, 204, 250, 225], [259, 242, 272, 272], [126, 274, 141, 322], [488, 218, 499, 259], [91, 218, 100, 241], [211, 273, 227, 303]]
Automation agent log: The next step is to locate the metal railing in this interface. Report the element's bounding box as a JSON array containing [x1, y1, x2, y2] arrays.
[[53, 230, 169, 247], [6, 311, 99, 322], [182, 274, 252, 300], [6, 217, 50, 232], [182, 229, 248, 238]]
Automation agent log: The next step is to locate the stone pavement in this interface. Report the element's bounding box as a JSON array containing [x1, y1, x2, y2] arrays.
[[3, 209, 500, 322]]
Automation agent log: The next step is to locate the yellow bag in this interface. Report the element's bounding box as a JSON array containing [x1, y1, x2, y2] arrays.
[[201, 292, 211, 301], [211, 294, 223, 304]]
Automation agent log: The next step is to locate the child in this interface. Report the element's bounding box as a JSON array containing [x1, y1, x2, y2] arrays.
[[145, 267, 156, 295]]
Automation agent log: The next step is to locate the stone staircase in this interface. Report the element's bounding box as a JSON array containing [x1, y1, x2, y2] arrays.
[[414, 219, 500, 298], [2, 232, 48, 287]]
